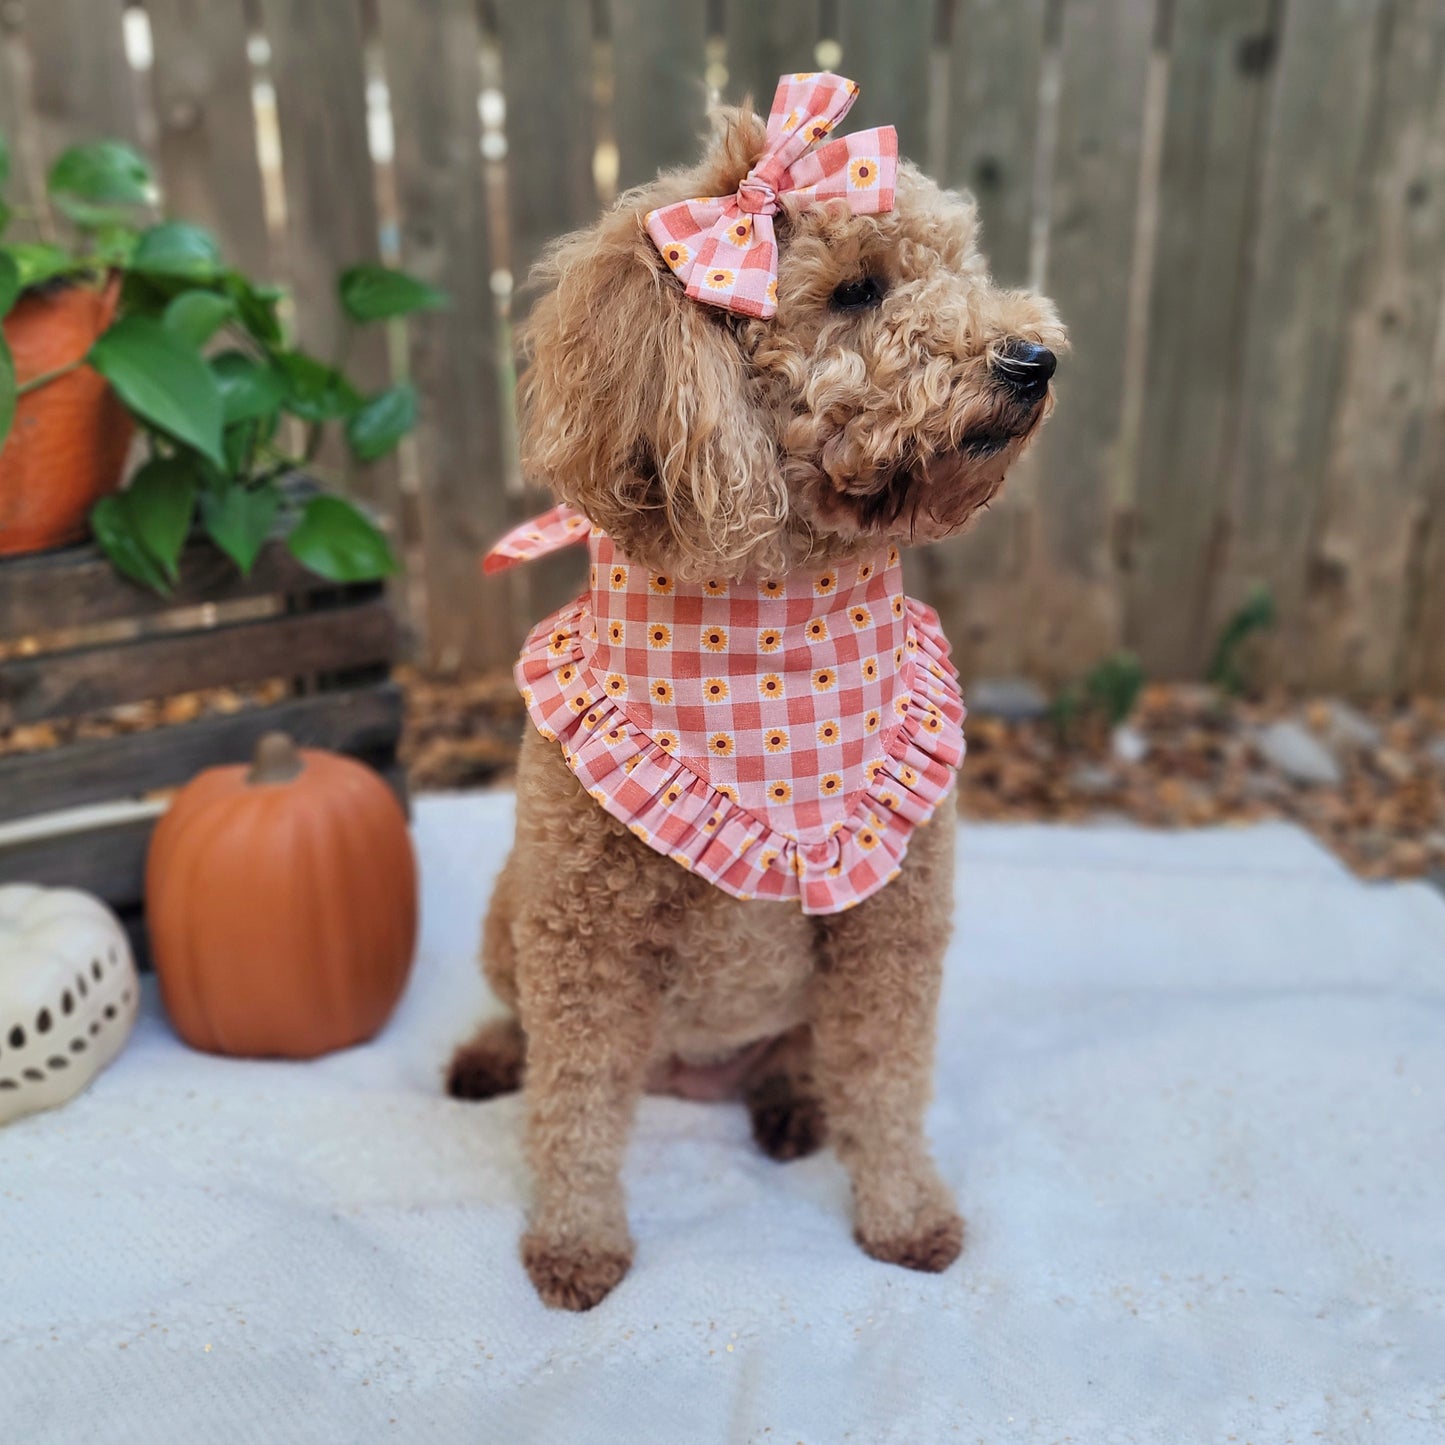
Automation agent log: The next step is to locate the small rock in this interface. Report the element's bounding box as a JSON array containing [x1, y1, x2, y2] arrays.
[[1426, 737, 1445, 773], [969, 676, 1050, 722], [1254, 719, 1343, 787], [1241, 770, 1290, 801], [1374, 748, 1415, 784], [1068, 763, 1117, 796], [1111, 724, 1149, 765], [1318, 700, 1381, 756]]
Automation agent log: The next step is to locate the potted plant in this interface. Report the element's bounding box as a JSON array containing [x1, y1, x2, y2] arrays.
[[0, 134, 441, 587]]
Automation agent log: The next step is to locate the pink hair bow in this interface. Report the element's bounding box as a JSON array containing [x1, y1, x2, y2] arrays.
[[645, 72, 898, 320]]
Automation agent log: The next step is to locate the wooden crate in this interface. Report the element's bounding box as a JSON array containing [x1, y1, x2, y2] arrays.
[[0, 522, 405, 954]]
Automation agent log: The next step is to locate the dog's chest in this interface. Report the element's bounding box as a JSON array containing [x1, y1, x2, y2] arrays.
[[658, 892, 815, 1057]]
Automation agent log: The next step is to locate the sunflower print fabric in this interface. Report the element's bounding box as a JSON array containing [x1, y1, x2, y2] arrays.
[[643, 71, 899, 321], [485, 503, 965, 915]]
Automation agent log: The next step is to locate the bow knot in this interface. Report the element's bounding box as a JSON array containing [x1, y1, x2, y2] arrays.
[[736, 176, 778, 216], [645, 72, 898, 320]]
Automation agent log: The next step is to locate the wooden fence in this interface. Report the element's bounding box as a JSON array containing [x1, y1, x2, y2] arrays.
[[2, 0, 1443, 694]]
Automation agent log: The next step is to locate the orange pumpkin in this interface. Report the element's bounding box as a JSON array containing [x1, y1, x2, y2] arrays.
[[0, 277, 133, 556], [146, 733, 418, 1058]]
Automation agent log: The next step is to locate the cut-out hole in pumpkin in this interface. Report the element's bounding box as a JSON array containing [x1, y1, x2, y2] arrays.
[[47, 1056, 67, 1070], [8, 1026, 24, 1049], [36, 1008, 52, 1034], [61, 991, 74, 1015], [92, 961, 103, 982], [70, 1039, 86, 1054], [76, 975, 88, 999], [22, 1068, 43, 1083], [0, 1079, 15, 1090]]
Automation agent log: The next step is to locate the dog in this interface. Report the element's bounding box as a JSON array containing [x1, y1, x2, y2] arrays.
[[448, 73, 1064, 1311]]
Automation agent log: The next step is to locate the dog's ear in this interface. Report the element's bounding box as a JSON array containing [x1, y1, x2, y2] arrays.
[[517, 117, 784, 577]]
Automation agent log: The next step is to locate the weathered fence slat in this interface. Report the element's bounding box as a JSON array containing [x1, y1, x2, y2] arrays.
[[144, 0, 272, 279], [259, 0, 398, 516], [0, 682, 403, 824], [0, 597, 395, 727], [837, 0, 934, 165], [915, 0, 1050, 680], [1406, 306, 1445, 692], [1303, 0, 1445, 693], [379, 0, 516, 671], [1019, 0, 1154, 681], [724, 0, 819, 109], [611, 0, 710, 194], [20, 0, 141, 167], [1214, 0, 1389, 686], [495, 0, 598, 624], [496, 0, 597, 289], [0, 13, 47, 242], [944, 0, 1047, 287], [1125, 0, 1279, 679]]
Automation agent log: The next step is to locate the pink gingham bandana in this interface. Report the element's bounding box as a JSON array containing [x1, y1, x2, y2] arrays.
[[485, 504, 965, 914], [645, 71, 898, 320]]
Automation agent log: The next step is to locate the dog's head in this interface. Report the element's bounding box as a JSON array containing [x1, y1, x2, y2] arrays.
[[519, 101, 1065, 579]]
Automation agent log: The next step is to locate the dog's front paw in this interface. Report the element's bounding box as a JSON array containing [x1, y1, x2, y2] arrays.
[[521, 1234, 633, 1311], [857, 1209, 964, 1273]]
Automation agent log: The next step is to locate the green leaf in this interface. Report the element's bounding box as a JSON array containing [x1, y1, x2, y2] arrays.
[[275, 349, 362, 422], [0, 251, 20, 318], [223, 272, 284, 345], [201, 480, 281, 575], [164, 290, 235, 347], [91, 224, 139, 267], [90, 494, 171, 593], [0, 133, 10, 192], [338, 264, 446, 323], [286, 495, 397, 581], [122, 456, 198, 581], [130, 221, 222, 280], [88, 317, 225, 467], [346, 381, 417, 462], [7, 242, 79, 289], [211, 350, 287, 424], [48, 141, 152, 207], [0, 333, 15, 454]]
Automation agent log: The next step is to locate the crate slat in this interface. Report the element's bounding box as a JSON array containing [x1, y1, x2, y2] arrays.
[[0, 682, 404, 824], [0, 596, 395, 727], [0, 814, 156, 900], [0, 766, 407, 905], [0, 534, 357, 637]]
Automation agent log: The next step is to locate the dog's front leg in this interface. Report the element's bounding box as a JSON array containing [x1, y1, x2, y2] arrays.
[[810, 807, 964, 1272], [515, 906, 660, 1311]]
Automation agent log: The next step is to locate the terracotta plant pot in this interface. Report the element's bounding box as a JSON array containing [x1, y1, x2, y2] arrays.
[[0, 276, 132, 557]]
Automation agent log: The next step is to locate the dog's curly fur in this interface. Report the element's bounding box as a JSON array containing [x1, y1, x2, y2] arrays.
[[449, 102, 1065, 1311]]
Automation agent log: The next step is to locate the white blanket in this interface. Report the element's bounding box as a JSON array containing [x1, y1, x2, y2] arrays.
[[3, 794, 1442, 1443]]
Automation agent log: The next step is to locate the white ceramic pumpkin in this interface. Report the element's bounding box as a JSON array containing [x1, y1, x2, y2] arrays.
[[0, 884, 139, 1125]]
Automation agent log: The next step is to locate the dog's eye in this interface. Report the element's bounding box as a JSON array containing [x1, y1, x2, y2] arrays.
[[830, 276, 885, 311]]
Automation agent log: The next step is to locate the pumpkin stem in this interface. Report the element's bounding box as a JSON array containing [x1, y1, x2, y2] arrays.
[[248, 732, 304, 785]]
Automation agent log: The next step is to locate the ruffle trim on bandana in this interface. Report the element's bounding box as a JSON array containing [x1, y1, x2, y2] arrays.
[[515, 596, 965, 915]]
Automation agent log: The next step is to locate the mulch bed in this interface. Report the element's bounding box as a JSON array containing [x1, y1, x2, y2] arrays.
[[4, 669, 1441, 885], [401, 669, 1445, 885]]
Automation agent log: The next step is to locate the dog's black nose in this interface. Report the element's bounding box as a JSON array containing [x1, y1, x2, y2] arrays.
[[995, 340, 1056, 399]]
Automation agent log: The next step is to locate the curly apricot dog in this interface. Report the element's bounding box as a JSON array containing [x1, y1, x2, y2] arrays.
[[448, 76, 1064, 1311]]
